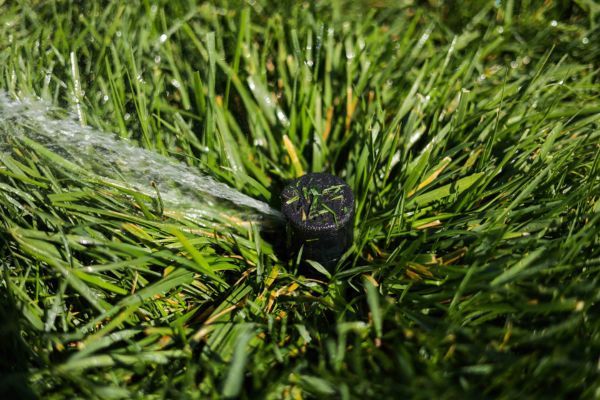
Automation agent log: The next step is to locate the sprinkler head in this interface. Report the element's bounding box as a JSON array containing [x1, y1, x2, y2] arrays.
[[281, 172, 354, 268]]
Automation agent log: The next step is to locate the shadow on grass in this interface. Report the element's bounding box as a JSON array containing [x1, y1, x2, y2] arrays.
[[0, 282, 38, 400]]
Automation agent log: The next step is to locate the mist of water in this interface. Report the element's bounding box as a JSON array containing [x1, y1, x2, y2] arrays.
[[0, 92, 282, 225]]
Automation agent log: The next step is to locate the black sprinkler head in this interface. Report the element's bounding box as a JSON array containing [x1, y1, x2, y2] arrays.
[[281, 172, 354, 267]]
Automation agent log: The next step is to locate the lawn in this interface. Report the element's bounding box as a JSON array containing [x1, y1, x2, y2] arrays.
[[1, 0, 599, 398]]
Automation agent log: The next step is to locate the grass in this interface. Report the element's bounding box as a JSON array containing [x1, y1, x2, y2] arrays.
[[0, 0, 599, 398]]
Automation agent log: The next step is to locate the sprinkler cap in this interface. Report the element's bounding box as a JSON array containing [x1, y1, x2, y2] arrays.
[[281, 172, 354, 267]]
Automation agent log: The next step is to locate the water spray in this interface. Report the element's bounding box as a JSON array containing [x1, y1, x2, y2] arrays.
[[0, 93, 355, 267], [0, 92, 281, 226]]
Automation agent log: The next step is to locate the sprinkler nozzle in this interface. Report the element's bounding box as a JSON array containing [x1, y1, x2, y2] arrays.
[[281, 172, 354, 268]]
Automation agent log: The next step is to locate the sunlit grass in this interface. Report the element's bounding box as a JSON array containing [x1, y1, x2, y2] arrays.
[[1, 1, 599, 398]]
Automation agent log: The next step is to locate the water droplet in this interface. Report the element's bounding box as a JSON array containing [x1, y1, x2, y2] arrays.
[[124, 113, 131, 120], [358, 38, 366, 50], [150, 4, 158, 13], [116, 30, 122, 37], [522, 56, 531, 65], [558, 80, 564, 85], [159, 34, 168, 43], [345, 46, 355, 60], [276, 108, 289, 126], [582, 37, 589, 45], [510, 60, 518, 69], [103, 95, 109, 103], [497, 26, 504, 34], [171, 79, 181, 89], [154, 55, 161, 64], [417, 30, 431, 47], [550, 20, 557, 27]]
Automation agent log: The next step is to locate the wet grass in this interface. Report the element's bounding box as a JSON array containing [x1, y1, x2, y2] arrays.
[[1, 1, 599, 398]]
